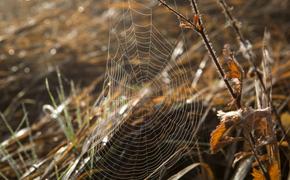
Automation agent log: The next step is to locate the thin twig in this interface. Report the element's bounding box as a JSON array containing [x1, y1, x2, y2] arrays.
[[190, 0, 241, 108], [247, 133, 270, 180], [158, 0, 241, 109], [158, 0, 197, 31]]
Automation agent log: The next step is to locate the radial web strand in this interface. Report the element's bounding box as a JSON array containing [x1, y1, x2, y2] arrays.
[[86, 0, 203, 179]]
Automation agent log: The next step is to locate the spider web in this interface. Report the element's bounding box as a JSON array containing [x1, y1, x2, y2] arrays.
[[86, 0, 203, 179]]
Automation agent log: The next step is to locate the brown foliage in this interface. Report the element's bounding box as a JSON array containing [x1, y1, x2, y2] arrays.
[[252, 162, 280, 180]]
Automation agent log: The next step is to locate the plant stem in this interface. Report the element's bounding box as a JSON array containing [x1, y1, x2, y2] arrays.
[[199, 32, 241, 108], [158, 0, 197, 31], [217, 0, 288, 148], [158, 0, 241, 109], [248, 133, 270, 180]]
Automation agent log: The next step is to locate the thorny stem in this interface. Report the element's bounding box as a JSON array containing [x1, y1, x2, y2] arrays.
[[217, 0, 272, 113], [218, 0, 246, 44], [218, 0, 289, 150], [190, 0, 241, 109], [158, 0, 197, 32], [158, 0, 241, 109], [191, 0, 272, 178], [159, 0, 272, 178], [199, 32, 241, 109]]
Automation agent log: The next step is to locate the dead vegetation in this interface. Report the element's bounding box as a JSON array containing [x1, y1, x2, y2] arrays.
[[0, 0, 289, 179]]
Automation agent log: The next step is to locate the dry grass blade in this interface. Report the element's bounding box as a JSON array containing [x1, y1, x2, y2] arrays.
[[168, 162, 214, 180]]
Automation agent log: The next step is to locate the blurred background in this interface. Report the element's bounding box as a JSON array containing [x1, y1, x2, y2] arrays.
[[0, 0, 289, 179]]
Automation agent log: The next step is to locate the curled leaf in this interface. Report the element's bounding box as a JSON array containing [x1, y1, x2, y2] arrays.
[[210, 110, 242, 153], [221, 44, 244, 104], [222, 44, 243, 80]]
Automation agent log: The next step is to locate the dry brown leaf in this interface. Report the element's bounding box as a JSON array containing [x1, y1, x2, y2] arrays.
[[221, 44, 243, 104], [269, 163, 280, 180], [252, 162, 280, 180], [222, 44, 242, 80], [269, 162, 280, 179], [210, 122, 226, 153], [252, 168, 264, 180], [226, 60, 242, 79], [210, 110, 242, 153]]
